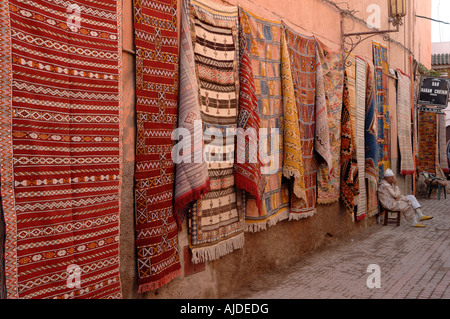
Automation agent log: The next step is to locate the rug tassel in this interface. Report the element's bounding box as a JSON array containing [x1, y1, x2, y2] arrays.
[[137, 268, 182, 294], [289, 209, 317, 221], [191, 233, 245, 264], [244, 209, 289, 233]]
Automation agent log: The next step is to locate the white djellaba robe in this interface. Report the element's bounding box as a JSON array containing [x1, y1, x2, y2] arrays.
[[378, 179, 421, 223]]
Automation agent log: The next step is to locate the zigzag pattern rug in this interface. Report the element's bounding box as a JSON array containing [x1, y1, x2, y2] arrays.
[[0, 0, 14, 299]]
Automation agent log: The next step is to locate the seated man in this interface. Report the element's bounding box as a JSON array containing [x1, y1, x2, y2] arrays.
[[378, 169, 433, 228]]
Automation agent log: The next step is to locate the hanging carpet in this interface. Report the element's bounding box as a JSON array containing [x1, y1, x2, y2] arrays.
[[418, 111, 437, 174], [234, 13, 266, 212], [373, 42, 391, 181], [315, 39, 344, 205], [0, 0, 14, 299], [2, 0, 123, 298], [283, 23, 317, 219], [355, 56, 367, 221], [364, 61, 380, 217], [239, 7, 290, 232], [341, 71, 359, 216], [438, 114, 449, 174], [134, 0, 181, 292], [187, 0, 245, 264], [174, 0, 211, 224]]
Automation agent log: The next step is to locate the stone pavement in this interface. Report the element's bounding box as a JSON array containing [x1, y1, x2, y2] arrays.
[[225, 195, 450, 299]]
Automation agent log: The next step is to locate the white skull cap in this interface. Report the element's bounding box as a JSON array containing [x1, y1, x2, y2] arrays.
[[384, 168, 394, 177]]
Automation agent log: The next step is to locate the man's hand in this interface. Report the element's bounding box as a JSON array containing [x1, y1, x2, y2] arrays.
[[392, 178, 398, 186]]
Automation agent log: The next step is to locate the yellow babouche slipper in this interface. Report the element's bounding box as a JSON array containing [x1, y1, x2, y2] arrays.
[[413, 223, 426, 228], [420, 216, 433, 221]]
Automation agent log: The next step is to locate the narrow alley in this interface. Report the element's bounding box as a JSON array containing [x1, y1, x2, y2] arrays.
[[225, 196, 449, 299]]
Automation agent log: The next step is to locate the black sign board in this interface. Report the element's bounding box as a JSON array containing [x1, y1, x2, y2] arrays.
[[417, 76, 449, 108], [417, 106, 444, 114]]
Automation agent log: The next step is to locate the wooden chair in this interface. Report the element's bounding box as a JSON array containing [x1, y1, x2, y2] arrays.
[[378, 198, 401, 227], [423, 172, 447, 200]]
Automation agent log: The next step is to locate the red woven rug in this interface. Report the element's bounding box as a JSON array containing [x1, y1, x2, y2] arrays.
[[2, 0, 123, 298], [134, 0, 181, 292], [0, 0, 14, 298]]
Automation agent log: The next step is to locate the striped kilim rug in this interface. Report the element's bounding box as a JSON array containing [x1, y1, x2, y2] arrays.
[[355, 56, 367, 221], [134, 0, 181, 292], [187, 0, 245, 264], [239, 7, 290, 232], [174, 0, 210, 223], [2, 0, 123, 298]]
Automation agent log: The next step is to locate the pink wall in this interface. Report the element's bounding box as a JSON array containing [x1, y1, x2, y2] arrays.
[[208, 0, 431, 160]]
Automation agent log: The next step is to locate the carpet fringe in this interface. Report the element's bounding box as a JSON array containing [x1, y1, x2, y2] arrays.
[[137, 268, 182, 294], [317, 197, 339, 205], [191, 233, 245, 264], [244, 209, 289, 233], [289, 209, 317, 220]]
